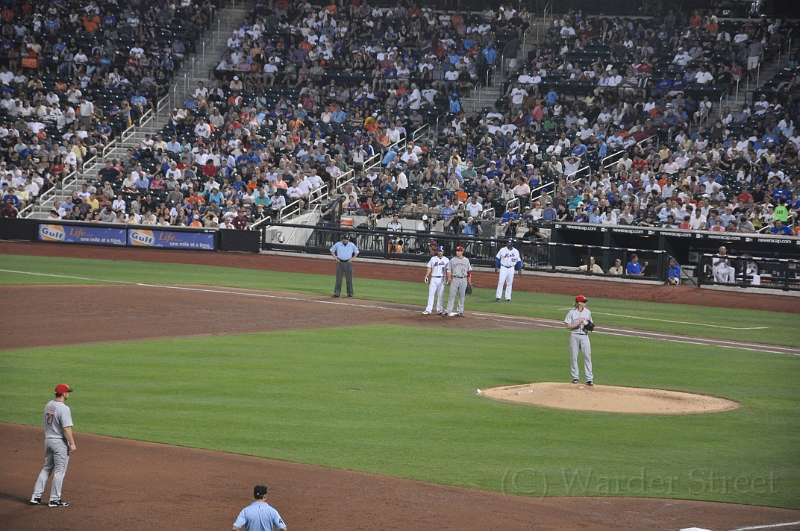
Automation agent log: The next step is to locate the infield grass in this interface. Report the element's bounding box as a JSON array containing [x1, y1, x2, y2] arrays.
[[1, 254, 798, 347], [1, 326, 798, 509]]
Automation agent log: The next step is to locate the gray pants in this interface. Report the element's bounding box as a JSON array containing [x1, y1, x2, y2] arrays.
[[33, 439, 70, 501], [445, 278, 468, 314], [334, 260, 354, 297], [570, 334, 593, 382]]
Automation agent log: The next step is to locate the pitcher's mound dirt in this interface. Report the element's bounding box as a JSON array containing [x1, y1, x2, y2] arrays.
[[480, 383, 740, 414]]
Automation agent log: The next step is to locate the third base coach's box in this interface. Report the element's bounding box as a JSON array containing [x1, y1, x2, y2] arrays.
[[128, 229, 215, 250], [38, 224, 126, 246]]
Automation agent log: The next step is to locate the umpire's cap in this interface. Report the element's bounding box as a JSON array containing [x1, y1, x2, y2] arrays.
[[254, 484, 268, 498], [55, 383, 73, 394], [575, 295, 588, 303]]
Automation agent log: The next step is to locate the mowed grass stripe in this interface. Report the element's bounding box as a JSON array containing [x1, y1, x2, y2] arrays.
[[1, 326, 798, 508], [1, 254, 798, 346]]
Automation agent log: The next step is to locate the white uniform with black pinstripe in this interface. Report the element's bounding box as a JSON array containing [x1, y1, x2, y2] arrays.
[[425, 255, 449, 313]]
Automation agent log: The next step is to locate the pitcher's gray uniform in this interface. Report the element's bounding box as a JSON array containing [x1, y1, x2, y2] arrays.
[[564, 296, 593, 385], [444, 247, 472, 316], [31, 384, 76, 506]]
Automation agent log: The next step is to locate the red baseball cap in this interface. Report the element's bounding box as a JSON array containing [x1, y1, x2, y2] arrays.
[[456, 246, 464, 251], [55, 383, 73, 394], [575, 295, 588, 303]]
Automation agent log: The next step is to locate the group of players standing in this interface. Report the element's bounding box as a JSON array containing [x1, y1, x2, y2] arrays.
[[422, 238, 523, 316]]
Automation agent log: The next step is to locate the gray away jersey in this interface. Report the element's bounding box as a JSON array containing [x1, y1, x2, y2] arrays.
[[448, 256, 472, 277], [43, 400, 73, 441]]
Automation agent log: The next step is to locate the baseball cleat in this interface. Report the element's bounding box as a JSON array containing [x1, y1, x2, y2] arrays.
[[495, 297, 500, 301], [422, 310, 431, 315], [456, 313, 464, 317], [572, 379, 579, 384], [48, 500, 69, 507], [30, 497, 43, 505], [506, 299, 511, 302], [441, 312, 448, 317], [586, 381, 593, 387]]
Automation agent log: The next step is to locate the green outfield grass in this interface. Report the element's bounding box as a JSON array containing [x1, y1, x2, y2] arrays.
[[1, 254, 798, 347], [1, 327, 798, 508]]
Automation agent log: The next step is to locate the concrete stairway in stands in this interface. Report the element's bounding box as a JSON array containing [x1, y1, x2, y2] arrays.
[[713, 42, 797, 123], [25, 1, 250, 219], [460, 13, 554, 115]]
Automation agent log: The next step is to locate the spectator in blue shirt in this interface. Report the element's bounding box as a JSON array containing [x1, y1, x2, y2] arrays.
[[501, 205, 518, 224], [542, 204, 557, 220], [668, 258, 681, 285], [571, 139, 588, 157], [626, 254, 648, 276], [770, 220, 793, 235]]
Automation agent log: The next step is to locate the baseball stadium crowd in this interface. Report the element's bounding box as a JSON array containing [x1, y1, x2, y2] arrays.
[[0, 0, 218, 219], [0, 0, 798, 240]]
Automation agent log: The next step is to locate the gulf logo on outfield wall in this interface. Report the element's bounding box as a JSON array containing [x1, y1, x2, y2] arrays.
[[130, 229, 155, 246], [40, 224, 66, 241]]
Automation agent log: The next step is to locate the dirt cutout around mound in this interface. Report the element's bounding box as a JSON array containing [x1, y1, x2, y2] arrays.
[[480, 382, 740, 414]]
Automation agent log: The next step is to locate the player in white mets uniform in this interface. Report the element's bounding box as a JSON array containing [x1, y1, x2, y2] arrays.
[[423, 246, 450, 315], [494, 238, 522, 301]]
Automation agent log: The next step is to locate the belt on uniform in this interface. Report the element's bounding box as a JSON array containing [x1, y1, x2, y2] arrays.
[[339, 259, 350, 262], [432, 276, 443, 278], [501, 265, 514, 268], [453, 276, 467, 278]]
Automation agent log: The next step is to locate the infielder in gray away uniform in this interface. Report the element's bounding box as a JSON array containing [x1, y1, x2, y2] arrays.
[[564, 295, 593, 386], [31, 383, 76, 507], [444, 246, 472, 317]]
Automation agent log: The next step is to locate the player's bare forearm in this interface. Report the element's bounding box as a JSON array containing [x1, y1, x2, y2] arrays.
[[63, 426, 76, 451]]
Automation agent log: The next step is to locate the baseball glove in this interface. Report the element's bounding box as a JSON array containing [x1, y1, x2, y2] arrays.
[[465, 284, 473, 295], [584, 320, 595, 332]]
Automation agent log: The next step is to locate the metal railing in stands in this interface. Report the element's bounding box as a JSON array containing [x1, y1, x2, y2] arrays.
[[278, 195, 301, 222], [101, 140, 117, 161], [250, 216, 272, 229], [120, 123, 135, 145], [601, 150, 627, 171], [19, 167, 78, 218], [566, 165, 591, 182], [309, 182, 329, 207], [505, 197, 520, 214], [155, 93, 170, 121], [434, 111, 449, 136], [637, 134, 657, 147]]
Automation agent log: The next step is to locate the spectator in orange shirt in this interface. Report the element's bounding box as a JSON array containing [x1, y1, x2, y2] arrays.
[[376, 129, 391, 148], [81, 14, 100, 34], [187, 190, 206, 207]]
